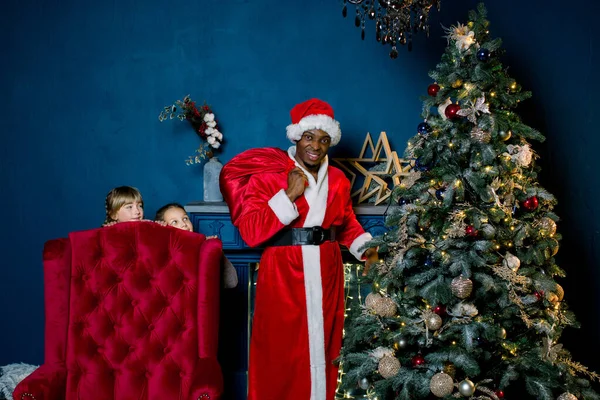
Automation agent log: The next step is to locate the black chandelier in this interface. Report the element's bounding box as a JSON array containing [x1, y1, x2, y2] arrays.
[[341, 0, 441, 59]]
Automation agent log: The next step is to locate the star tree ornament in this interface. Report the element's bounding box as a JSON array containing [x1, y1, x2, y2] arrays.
[[429, 372, 454, 397]]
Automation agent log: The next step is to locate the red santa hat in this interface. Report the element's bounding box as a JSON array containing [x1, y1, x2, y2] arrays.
[[286, 98, 342, 146]]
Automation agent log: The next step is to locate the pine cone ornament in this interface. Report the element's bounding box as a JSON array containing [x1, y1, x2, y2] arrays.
[[451, 276, 473, 299], [430, 372, 454, 397], [378, 355, 401, 378]]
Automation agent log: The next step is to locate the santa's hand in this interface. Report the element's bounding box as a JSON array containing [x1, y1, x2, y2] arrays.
[[362, 247, 379, 276], [286, 167, 308, 202]]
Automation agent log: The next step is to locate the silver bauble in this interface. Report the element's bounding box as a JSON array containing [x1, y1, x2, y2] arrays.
[[425, 313, 443, 331], [429, 372, 454, 397], [358, 377, 370, 390], [458, 379, 475, 396], [393, 337, 408, 350], [557, 393, 578, 400], [378, 355, 401, 379], [502, 252, 521, 272], [451, 276, 473, 299]]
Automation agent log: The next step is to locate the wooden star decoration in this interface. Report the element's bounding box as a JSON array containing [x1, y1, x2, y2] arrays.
[[332, 132, 415, 205]]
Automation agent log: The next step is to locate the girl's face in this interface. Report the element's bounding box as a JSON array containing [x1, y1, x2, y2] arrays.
[[113, 201, 144, 222], [162, 207, 193, 232]]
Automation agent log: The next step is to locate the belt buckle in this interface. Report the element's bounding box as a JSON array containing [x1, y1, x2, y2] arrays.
[[311, 226, 325, 245]]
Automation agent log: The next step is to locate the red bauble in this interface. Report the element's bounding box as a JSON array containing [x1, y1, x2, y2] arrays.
[[465, 225, 478, 237], [495, 390, 505, 398], [411, 354, 425, 367], [523, 196, 539, 211], [433, 305, 446, 316], [445, 103, 461, 119], [535, 290, 544, 300], [427, 83, 440, 97]]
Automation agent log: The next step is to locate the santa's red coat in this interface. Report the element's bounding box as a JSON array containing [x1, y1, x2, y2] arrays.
[[221, 147, 371, 400]]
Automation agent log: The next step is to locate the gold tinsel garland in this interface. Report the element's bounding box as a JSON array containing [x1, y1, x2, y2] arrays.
[[559, 357, 600, 382]]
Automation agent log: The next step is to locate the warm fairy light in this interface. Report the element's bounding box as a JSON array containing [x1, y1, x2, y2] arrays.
[[452, 341, 457, 345], [455, 180, 461, 187], [490, 91, 496, 97], [510, 82, 517, 90], [441, 251, 447, 256], [401, 322, 406, 327], [430, 179, 436, 185], [449, 142, 454, 148], [485, 166, 492, 172], [495, 244, 501, 250]]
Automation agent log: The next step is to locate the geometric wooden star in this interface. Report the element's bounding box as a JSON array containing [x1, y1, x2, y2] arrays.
[[332, 132, 415, 205]]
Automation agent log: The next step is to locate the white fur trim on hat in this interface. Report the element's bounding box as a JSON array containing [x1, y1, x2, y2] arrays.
[[286, 114, 342, 146]]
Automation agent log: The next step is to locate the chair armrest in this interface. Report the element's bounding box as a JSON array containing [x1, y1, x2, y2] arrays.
[[13, 364, 67, 400], [187, 357, 223, 400]]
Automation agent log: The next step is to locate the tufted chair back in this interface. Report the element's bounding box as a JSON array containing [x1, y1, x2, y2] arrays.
[[14, 222, 224, 400]]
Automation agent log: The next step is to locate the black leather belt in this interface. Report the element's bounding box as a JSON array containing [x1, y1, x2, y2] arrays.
[[269, 226, 336, 246]]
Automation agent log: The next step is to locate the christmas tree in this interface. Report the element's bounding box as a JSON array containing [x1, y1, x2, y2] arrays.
[[339, 4, 599, 400]]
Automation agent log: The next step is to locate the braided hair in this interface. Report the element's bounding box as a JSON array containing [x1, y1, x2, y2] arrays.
[[104, 186, 143, 225]]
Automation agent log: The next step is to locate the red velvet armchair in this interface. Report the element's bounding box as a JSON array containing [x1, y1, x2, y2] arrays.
[[14, 222, 224, 400]]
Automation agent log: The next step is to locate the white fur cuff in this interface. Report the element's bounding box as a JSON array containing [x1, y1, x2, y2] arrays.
[[268, 189, 299, 225], [349, 232, 373, 261]]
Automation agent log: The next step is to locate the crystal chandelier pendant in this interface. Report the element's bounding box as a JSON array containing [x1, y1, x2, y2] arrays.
[[341, 0, 441, 58]]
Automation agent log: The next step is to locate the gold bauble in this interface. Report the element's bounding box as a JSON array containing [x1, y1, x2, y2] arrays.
[[498, 327, 507, 340], [374, 297, 397, 317], [452, 79, 463, 88], [550, 238, 560, 256], [499, 130, 512, 141], [539, 217, 557, 237], [443, 362, 456, 378], [451, 276, 473, 299], [429, 372, 454, 398], [378, 355, 401, 379], [557, 393, 578, 400], [425, 313, 443, 331], [365, 292, 382, 310], [554, 283, 565, 301]]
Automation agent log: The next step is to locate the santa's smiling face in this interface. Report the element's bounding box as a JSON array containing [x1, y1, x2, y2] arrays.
[[294, 129, 331, 172]]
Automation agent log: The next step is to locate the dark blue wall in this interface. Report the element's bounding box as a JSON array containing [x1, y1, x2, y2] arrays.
[[1, 0, 599, 374]]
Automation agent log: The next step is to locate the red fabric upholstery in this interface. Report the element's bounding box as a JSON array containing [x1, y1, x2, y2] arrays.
[[15, 222, 223, 400]]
